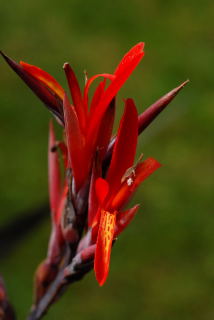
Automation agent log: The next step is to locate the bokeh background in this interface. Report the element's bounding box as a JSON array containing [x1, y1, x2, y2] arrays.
[[0, 0, 213, 319]]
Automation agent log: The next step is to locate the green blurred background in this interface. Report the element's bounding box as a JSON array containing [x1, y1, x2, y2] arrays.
[[0, 0, 214, 319]]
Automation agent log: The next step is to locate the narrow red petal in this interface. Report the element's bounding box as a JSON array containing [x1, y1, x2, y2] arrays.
[[48, 121, 62, 222], [94, 210, 116, 286], [115, 205, 139, 237], [96, 98, 115, 160], [63, 63, 86, 131], [1, 51, 64, 124], [20, 61, 64, 99], [87, 43, 144, 152], [110, 158, 161, 210], [63, 93, 86, 192], [134, 157, 161, 185], [106, 98, 138, 195], [88, 156, 102, 227], [89, 80, 106, 116], [114, 42, 145, 76]]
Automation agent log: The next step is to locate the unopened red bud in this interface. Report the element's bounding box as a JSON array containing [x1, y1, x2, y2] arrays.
[[34, 260, 58, 305], [0, 51, 64, 125], [138, 80, 189, 134]]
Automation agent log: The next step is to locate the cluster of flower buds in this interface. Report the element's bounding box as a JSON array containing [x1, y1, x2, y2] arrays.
[[1, 43, 188, 319]]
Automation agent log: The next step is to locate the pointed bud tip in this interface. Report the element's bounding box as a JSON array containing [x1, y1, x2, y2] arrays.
[[174, 79, 190, 94], [0, 50, 9, 61], [63, 62, 70, 70], [179, 79, 190, 89]]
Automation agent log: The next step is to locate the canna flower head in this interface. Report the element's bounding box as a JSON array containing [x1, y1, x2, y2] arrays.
[[1, 42, 188, 292]]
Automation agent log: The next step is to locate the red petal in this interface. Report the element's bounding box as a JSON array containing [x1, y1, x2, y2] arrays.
[[89, 80, 106, 115], [1, 51, 64, 124], [87, 43, 144, 152], [48, 121, 62, 222], [114, 42, 145, 75], [95, 178, 109, 205], [20, 61, 64, 99], [134, 157, 162, 185], [63, 63, 86, 132], [88, 156, 102, 227], [115, 205, 139, 237], [63, 93, 86, 192], [96, 98, 115, 160], [106, 98, 138, 195], [110, 158, 161, 210], [94, 210, 116, 286]]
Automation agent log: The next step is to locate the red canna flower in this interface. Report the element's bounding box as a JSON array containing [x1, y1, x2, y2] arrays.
[[91, 100, 161, 285], [1, 43, 188, 316]]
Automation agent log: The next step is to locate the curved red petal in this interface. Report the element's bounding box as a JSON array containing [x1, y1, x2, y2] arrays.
[[84, 73, 115, 108]]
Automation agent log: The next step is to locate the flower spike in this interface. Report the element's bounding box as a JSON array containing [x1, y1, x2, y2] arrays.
[[1, 42, 189, 315]]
